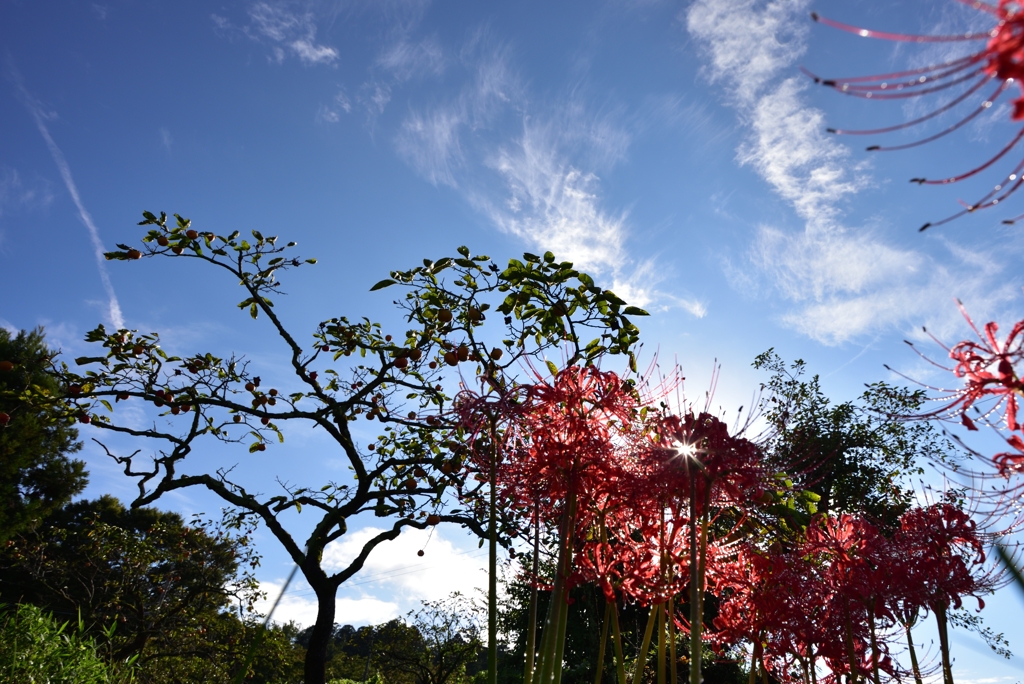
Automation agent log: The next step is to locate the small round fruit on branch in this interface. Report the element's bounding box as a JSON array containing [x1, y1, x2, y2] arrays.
[[185, 229, 199, 240], [233, 414, 242, 423], [256, 443, 267, 452], [443, 351, 459, 367], [0, 361, 14, 373], [157, 236, 169, 247], [426, 514, 441, 526], [126, 249, 142, 260], [0, 412, 10, 426], [437, 309, 453, 323], [489, 348, 503, 360]]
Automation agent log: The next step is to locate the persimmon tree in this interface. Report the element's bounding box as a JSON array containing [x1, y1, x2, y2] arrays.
[[55, 211, 646, 684]]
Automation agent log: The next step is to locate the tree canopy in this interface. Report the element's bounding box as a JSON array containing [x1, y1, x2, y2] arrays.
[[0, 327, 87, 541], [52, 211, 647, 683]]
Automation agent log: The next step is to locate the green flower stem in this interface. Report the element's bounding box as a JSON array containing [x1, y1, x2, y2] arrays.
[[633, 603, 659, 684]]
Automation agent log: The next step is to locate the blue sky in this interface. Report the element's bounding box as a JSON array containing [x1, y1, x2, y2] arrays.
[[2, 0, 1022, 680]]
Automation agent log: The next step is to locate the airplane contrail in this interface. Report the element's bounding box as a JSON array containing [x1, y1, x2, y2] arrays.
[[9, 64, 126, 330]]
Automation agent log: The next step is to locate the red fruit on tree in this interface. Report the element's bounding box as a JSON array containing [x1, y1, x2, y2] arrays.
[[126, 249, 142, 260], [437, 309, 453, 323], [0, 412, 10, 426], [0, 361, 14, 372], [185, 229, 199, 240], [157, 236, 169, 247]]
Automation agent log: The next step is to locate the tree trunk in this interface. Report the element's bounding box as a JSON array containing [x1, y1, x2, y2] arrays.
[[304, 584, 338, 684]]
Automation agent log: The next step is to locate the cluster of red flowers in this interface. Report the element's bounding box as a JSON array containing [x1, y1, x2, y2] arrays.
[[715, 505, 989, 683], [454, 362, 997, 683]]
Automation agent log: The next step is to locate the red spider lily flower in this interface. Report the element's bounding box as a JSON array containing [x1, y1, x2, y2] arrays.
[[900, 302, 1024, 477], [472, 365, 649, 684], [808, 1, 1024, 229], [891, 503, 991, 684]]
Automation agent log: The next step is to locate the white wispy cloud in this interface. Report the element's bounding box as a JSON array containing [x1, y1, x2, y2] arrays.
[[0, 166, 53, 218], [391, 37, 701, 315], [255, 578, 400, 627], [10, 69, 125, 330], [685, 0, 1021, 344], [485, 135, 630, 274], [316, 89, 353, 124], [377, 35, 446, 81], [686, 0, 810, 105], [395, 105, 466, 186], [739, 78, 869, 226], [217, 2, 339, 66], [323, 526, 488, 605], [159, 127, 172, 151]]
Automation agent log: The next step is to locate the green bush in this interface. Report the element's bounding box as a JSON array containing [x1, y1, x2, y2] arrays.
[[0, 603, 133, 683]]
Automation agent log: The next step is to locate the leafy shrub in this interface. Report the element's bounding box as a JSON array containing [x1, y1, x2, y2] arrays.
[[0, 603, 134, 683]]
